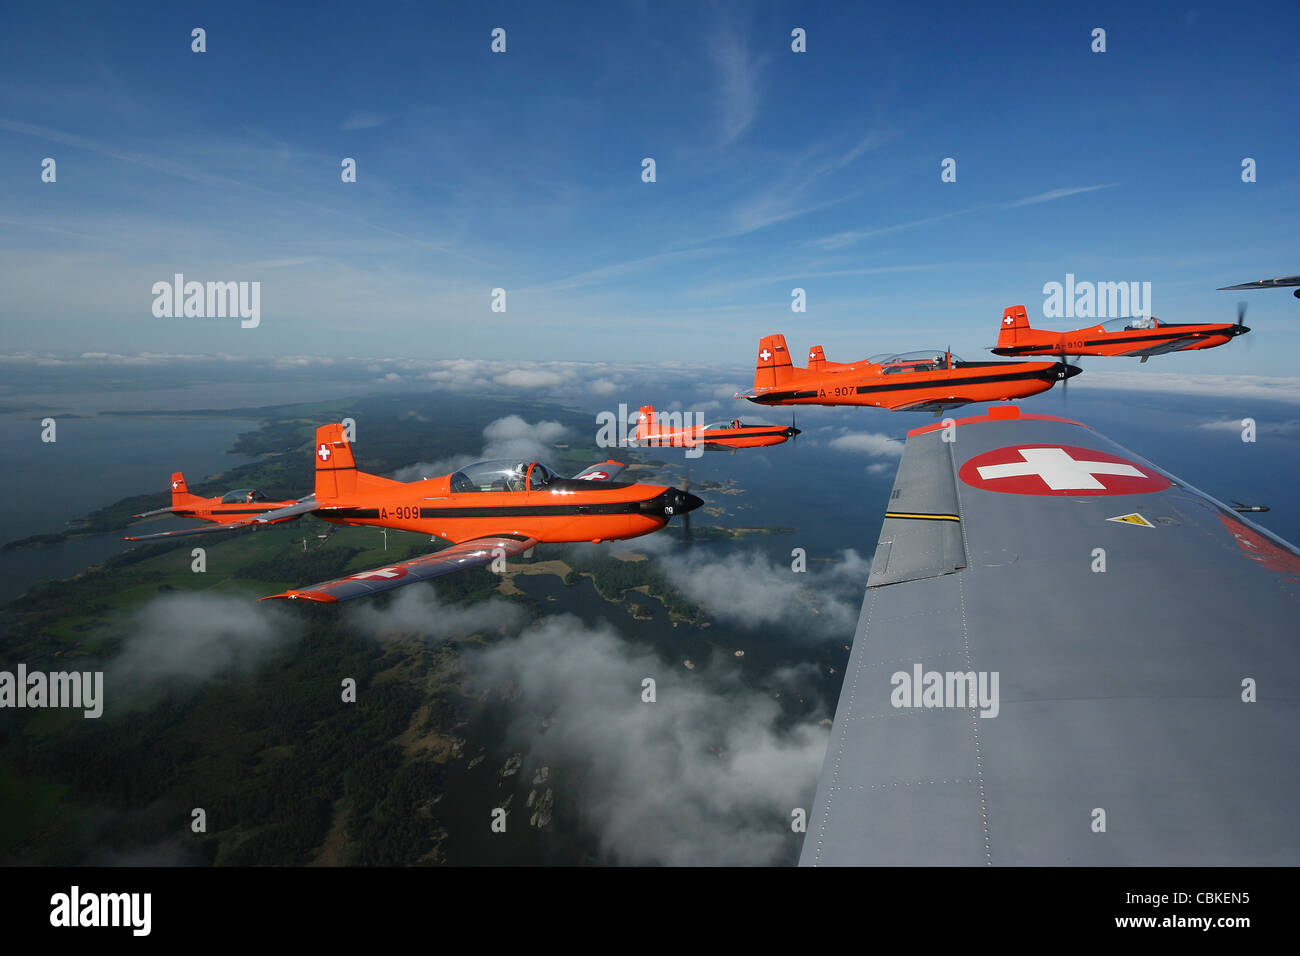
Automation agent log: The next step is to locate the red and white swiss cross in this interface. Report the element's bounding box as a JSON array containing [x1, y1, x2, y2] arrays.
[[958, 444, 1170, 496]]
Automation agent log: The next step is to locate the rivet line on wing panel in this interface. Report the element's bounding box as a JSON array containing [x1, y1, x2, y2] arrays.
[[838, 778, 978, 792], [958, 573, 993, 866], [867, 647, 967, 668]]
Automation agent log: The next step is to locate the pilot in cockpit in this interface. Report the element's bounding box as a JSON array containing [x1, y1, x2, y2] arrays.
[[507, 462, 528, 492]]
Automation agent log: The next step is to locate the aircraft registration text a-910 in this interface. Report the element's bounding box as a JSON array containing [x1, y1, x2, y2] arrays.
[[736, 333, 1078, 414], [991, 303, 1250, 362], [123, 423, 702, 603]]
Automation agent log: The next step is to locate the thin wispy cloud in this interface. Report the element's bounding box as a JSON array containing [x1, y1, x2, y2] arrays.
[[710, 30, 765, 148], [807, 185, 1118, 251], [230, 256, 321, 270], [340, 112, 391, 130], [1003, 184, 1115, 208], [0, 116, 254, 191], [807, 209, 977, 250], [521, 246, 726, 293]]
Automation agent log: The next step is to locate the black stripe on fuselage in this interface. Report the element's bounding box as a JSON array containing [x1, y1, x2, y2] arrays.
[[706, 429, 792, 440], [995, 331, 1216, 354], [752, 364, 1059, 402], [326, 501, 649, 520]]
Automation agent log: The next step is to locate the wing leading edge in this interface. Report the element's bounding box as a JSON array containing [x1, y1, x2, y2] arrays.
[[801, 407, 1300, 866]]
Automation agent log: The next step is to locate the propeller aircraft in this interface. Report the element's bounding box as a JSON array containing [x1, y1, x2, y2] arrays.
[[737, 333, 1078, 414], [123, 423, 702, 603], [126, 472, 308, 537], [629, 404, 799, 450], [991, 303, 1250, 363]]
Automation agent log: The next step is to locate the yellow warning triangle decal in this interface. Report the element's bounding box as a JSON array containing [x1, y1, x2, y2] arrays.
[[1107, 512, 1154, 527]]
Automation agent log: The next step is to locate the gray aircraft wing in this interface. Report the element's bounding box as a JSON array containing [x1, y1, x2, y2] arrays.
[[801, 406, 1300, 866], [261, 533, 539, 603], [1217, 274, 1300, 290]]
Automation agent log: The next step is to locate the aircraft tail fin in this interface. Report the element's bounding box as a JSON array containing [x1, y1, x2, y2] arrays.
[[753, 334, 795, 391], [635, 405, 659, 441], [807, 344, 827, 371], [313, 423, 400, 500], [997, 305, 1033, 349], [169, 471, 202, 508]]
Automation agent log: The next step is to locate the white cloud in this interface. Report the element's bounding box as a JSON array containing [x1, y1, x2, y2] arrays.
[[494, 368, 570, 388], [1084, 371, 1300, 404], [393, 414, 569, 480], [347, 585, 525, 640], [109, 593, 297, 688], [828, 431, 902, 458], [1198, 417, 1300, 437], [466, 615, 827, 864], [663, 548, 868, 638]]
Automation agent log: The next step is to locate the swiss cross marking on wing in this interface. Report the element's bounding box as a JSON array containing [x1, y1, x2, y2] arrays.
[[349, 567, 407, 580], [959, 445, 1171, 496]]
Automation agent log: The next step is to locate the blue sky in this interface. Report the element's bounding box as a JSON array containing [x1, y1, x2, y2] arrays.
[[1, 0, 1297, 372]]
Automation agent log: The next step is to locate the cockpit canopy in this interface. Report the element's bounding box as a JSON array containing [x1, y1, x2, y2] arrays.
[[449, 459, 557, 493], [220, 489, 268, 504], [702, 420, 746, 431], [867, 350, 961, 372], [1097, 316, 1158, 332]]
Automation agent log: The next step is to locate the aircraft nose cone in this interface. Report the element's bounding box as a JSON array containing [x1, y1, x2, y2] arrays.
[[643, 487, 704, 518], [1236, 325, 1251, 336], [787, 426, 802, 437], [1061, 363, 1083, 379]]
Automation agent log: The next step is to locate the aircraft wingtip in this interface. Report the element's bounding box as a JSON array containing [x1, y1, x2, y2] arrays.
[[260, 590, 338, 604]]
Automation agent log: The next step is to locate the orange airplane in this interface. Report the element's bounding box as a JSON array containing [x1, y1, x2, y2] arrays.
[[991, 303, 1250, 362], [125, 424, 702, 603], [126, 472, 307, 538], [737, 334, 1078, 413], [630, 404, 799, 450]]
